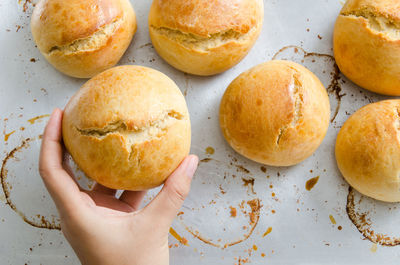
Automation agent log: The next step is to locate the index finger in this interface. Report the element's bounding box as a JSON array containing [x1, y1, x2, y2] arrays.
[[39, 108, 82, 213]]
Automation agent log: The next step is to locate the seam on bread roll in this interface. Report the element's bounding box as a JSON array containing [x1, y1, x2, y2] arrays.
[[276, 71, 304, 145], [150, 25, 258, 51], [75, 110, 184, 144], [340, 9, 400, 40], [48, 18, 123, 55]]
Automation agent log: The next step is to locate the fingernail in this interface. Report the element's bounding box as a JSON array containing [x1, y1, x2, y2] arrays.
[[185, 155, 199, 179]]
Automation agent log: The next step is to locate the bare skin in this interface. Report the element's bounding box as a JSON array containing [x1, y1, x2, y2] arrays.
[[39, 109, 198, 265]]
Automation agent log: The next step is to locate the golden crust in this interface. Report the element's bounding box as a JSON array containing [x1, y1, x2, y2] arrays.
[[62, 65, 191, 190], [219, 60, 330, 166], [149, 0, 262, 37], [148, 0, 263, 76], [31, 0, 137, 78], [335, 100, 400, 202], [333, 0, 400, 96]]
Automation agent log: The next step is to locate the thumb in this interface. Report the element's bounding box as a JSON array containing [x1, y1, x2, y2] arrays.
[[141, 155, 198, 228]]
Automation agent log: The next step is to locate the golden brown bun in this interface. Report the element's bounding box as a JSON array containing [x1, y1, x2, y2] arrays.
[[148, 0, 264, 76], [62, 65, 191, 190], [219, 60, 330, 166], [335, 100, 400, 202], [31, 0, 137, 78], [333, 0, 400, 96]]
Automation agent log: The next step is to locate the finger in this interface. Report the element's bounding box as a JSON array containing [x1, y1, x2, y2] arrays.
[[92, 183, 117, 196], [62, 151, 76, 179], [61, 151, 85, 190], [39, 109, 82, 212], [85, 191, 133, 213], [119, 190, 147, 210], [141, 155, 198, 228]]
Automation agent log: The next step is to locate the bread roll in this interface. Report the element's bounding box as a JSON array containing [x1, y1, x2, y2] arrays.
[[31, 0, 137, 78], [335, 100, 400, 202], [62, 65, 191, 190], [333, 0, 400, 96], [148, 0, 264, 76], [219, 60, 330, 166]]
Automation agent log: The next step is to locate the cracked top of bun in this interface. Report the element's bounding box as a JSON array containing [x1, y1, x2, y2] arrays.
[[31, 0, 137, 78], [219, 60, 330, 166], [62, 65, 191, 190], [149, 0, 263, 37], [147, 0, 264, 76]]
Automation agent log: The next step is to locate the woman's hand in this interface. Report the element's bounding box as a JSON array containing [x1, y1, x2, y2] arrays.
[[39, 109, 198, 265]]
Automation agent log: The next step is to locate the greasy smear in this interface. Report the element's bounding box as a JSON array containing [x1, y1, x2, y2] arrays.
[[185, 199, 261, 249], [169, 227, 188, 246], [4, 131, 15, 142], [346, 187, 400, 246], [1, 137, 61, 230], [263, 227, 272, 237], [305, 176, 319, 191], [272, 45, 344, 122], [27, 114, 50, 125], [224, 199, 261, 248], [200, 158, 212, 163], [185, 228, 220, 247], [138, 43, 152, 49], [329, 215, 337, 225], [205, 146, 215, 155], [370, 243, 377, 253]]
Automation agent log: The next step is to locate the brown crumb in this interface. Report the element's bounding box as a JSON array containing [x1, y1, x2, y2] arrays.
[[229, 206, 237, 217], [236, 165, 250, 174], [242, 177, 255, 194], [30, 58, 36, 62], [263, 227, 272, 237], [306, 176, 319, 191], [329, 215, 336, 225], [205, 146, 215, 155], [181, 237, 188, 245], [219, 184, 226, 194], [247, 199, 261, 224]]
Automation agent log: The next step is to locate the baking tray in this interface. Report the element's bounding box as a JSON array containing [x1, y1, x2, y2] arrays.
[[1, 0, 399, 264]]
